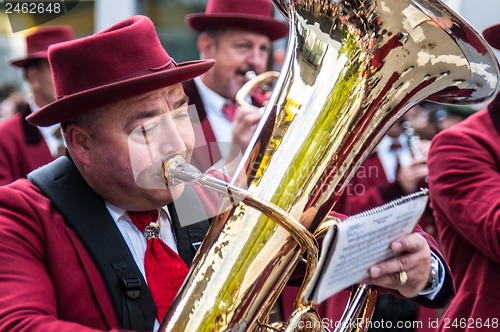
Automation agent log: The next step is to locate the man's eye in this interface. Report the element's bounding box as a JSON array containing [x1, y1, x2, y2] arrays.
[[135, 123, 159, 137], [235, 43, 250, 51], [175, 111, 191, 120]]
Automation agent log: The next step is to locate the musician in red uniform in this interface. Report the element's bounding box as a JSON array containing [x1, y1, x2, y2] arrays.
[[182, 0, 288, 171], [0, 26, 73, 185], [427, 23, 500, 332]]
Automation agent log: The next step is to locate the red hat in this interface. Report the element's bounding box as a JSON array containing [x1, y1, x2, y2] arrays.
[[27, 16, 214, 127], [185, 0, 288, 41], [483, 23, 500, 50], [10, 26, 74, 68]]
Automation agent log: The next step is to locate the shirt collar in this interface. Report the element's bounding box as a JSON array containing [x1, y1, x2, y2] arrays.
[[28, 95, 39, 113], [105, 202, 170, 223], [194, 76, 227, 116]]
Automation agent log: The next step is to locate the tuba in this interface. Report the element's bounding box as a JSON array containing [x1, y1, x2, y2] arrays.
[[160, 0, 499, 331]]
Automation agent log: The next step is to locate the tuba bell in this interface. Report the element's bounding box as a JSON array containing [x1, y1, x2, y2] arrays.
[[160, 0, 499, 331]]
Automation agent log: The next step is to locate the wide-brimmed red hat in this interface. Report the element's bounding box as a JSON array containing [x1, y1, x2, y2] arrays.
[[10, 26, 74, 68], [27, 16, 214, 127], [483, 23, 500, 50], [186, 0, 288, 41]]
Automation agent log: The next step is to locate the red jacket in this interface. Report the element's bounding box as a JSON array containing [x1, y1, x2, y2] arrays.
[[0, 104, 54, 185], [0, 179, 121, 331], [428, 107, 500, 331]]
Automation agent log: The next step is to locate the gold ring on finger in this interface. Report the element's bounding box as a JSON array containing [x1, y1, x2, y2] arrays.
[[398, 270, 408, 285]]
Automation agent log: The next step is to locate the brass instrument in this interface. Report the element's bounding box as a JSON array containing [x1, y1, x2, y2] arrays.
[[402, 120, 425, 159], [236, 70, 280, 108], [160, 0, 499, 331]]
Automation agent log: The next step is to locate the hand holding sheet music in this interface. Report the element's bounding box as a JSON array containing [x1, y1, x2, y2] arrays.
[[304, 189, 429, 304]]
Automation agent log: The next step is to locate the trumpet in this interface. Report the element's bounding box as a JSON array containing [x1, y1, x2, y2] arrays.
[[402, 121, 425, 160], [235, 70, 280, 108]]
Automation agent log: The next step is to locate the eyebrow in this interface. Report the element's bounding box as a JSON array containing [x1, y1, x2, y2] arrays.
[[175, 95, 190, 108], [125, 95, 191, 128]]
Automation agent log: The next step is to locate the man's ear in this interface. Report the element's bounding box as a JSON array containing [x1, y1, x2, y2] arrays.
[[197, 33, 216, 59], [64, 124, 92, 168]]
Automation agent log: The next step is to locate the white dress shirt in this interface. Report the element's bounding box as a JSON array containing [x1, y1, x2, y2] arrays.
[[377, 134, 412, 182], [193, 76, 233, 146]]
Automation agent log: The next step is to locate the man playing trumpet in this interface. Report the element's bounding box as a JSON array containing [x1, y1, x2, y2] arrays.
[[183, 0, 288, 171]]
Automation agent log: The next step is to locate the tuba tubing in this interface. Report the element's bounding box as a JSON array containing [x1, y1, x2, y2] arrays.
[[160, 0, 499, 331]]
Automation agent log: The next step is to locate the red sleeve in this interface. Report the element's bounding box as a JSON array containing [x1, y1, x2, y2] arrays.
[[0, 181, 124, 332], [429, 126, 500, 263]]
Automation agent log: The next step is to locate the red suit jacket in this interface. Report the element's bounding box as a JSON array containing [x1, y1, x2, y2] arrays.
[[428, 107, 500, 331], [0, 104, 54, 186]]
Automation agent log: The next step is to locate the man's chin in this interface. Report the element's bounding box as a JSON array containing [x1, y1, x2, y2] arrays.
[[154, 182, 185, 204]]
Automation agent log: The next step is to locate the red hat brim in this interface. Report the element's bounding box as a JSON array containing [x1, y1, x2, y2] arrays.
[[186, 13, 288, 41], [27, 59, 215, 127], [483, 23, 500, 50], [10, 51, 48, 68]]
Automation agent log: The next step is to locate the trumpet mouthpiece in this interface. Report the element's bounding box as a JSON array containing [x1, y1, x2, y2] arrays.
[[244, 70, 257, 81]]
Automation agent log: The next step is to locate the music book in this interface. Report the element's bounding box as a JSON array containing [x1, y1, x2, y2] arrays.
[[304, 189, 429, 304]]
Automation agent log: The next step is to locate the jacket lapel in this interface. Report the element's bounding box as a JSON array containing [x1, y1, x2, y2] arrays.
[[183, 79, 222, 171]]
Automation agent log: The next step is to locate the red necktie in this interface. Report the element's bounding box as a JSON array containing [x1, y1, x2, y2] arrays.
[[128, 210, 188, 322], [222, 102, 238, 122], [389, 139, 402, 151]]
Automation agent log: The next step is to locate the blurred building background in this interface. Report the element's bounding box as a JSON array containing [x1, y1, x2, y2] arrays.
[[1, 0, 500, 96]]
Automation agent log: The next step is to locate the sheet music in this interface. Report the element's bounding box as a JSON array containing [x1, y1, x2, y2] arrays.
[[304, 189, 429, 304]]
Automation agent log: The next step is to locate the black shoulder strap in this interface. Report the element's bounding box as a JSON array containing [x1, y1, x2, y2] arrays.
[[167, 187, 211, 264], [28, 157, 156, 331]]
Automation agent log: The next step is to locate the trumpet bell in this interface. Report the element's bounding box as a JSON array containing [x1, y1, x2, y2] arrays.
[[160, 0, 499, 331]]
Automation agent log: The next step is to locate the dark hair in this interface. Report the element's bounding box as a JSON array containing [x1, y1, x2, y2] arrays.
[[61, 106, 103, 136]]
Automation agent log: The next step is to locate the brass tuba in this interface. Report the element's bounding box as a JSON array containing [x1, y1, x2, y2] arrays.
[[160, 0, 499, 331]]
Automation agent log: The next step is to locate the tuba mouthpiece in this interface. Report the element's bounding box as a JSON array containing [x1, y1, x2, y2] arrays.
[[162, 155, 202, 186]]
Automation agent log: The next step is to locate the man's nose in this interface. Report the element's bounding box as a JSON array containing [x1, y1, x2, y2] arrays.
[[247, 47, 267, 70], [158, 116, 187, 155]]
